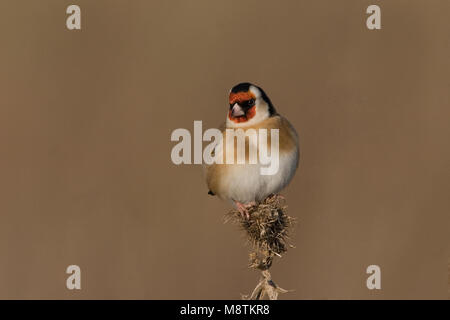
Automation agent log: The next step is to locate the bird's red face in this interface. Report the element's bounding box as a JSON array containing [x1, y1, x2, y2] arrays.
[[228, 91, 257, 123]]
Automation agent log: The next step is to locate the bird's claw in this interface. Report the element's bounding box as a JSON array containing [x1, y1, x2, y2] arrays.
[[235, 201, 256, 220]]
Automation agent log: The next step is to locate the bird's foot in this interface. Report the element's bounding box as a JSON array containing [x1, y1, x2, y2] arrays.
[[235, 201, 249, 219], [235, 201, 256, 220], [245, 201, 257, 208]]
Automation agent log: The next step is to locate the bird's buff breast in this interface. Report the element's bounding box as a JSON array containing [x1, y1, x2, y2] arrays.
[[210, 148, 298, 203], [206, 115, 299, 203]]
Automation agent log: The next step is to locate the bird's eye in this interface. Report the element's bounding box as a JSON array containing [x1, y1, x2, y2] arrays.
[[247, 99, 255, 106]]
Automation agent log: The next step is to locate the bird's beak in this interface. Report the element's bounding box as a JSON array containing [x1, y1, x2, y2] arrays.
[[231, 103, 245, 117]]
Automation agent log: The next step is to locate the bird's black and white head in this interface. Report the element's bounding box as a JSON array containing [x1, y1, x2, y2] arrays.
[[226, 82, 276, 128]]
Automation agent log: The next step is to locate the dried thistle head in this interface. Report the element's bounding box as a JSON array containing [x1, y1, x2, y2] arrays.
[[225, 194, 295, 270]]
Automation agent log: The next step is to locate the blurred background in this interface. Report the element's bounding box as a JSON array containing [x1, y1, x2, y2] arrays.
[[0, 0, 449, 299]]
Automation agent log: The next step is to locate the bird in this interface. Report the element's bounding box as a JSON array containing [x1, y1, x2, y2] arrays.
[[205, 82, 299, 218]]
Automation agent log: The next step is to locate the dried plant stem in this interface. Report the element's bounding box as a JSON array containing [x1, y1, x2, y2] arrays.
[[225, 194, 295, 300], [247, 270, 289, 300]]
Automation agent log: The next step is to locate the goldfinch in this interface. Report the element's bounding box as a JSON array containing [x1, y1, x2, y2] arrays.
[[205, 82, 299, 218]]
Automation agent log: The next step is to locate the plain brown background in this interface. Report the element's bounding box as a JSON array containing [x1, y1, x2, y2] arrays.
[[0, 0, 449, 299]]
